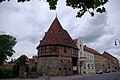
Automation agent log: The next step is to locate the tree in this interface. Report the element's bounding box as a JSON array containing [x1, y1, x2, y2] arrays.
[[0, 34, 17, 65], [12, 55, 27, 77], [0, 0, 108, 17]]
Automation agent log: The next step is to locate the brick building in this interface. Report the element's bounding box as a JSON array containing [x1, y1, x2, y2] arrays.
[[37, 18, 78, 76]]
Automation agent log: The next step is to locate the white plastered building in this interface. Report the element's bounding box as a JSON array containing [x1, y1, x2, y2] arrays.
[[74, 37, 95, 74]]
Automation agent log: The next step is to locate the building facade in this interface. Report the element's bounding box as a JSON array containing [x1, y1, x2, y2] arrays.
[[94, 52, 108, 72], [102, 51, 119, 71], [37, 18, 78, 76], [83, 45, 96, 74], [74, 37, 95, 74]]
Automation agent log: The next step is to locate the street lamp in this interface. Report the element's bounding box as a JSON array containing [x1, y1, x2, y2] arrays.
[[115, 39, 120, 45]]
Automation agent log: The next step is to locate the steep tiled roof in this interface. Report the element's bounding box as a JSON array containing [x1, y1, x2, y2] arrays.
[[37, 18, 78, 49], [73, 39, 78, 44], [83, 45, 102, 56]]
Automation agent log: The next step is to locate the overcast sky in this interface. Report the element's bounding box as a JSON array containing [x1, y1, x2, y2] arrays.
[[0, 0, 120, 61]]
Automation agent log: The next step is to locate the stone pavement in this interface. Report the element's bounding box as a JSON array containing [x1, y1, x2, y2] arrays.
[[3, 74, 91, 80]]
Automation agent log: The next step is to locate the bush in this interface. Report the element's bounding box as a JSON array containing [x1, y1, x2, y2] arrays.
[[31, 66, 37, 72], [0, 68, 13, 79]]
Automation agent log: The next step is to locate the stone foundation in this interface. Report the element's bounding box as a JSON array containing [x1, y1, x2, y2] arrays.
[[37, 57, 73, 76]]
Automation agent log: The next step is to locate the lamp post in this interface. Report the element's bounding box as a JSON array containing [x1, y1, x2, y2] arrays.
[[114, 39, 120, 71], [115, 39, 120, 45]]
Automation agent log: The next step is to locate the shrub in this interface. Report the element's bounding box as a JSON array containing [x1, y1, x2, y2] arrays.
[[0, 68, 13, 78]]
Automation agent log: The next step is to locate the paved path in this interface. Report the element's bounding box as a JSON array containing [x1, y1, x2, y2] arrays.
[[2, 74, 91, 80], [2, 72, 120, 80], [74, 72, 120, 80]]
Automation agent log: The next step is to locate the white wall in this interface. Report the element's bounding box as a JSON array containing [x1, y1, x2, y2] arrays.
[[76, 37, 95, 74]]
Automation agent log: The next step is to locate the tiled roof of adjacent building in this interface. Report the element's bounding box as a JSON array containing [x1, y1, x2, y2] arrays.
[[102, 51, 118, 60], [83, 45, 102, 56], [73, 39, 78, 44], [37, 18, 78, 49]]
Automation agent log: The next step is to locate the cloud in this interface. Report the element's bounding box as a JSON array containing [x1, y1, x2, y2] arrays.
[[0, 31, 7, 34], [81, 13, 108, 43], [0, 0, 120, 61]]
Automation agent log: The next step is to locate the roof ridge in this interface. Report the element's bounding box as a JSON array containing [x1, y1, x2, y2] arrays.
[[84, 45, 101, 55], [37, 18, 78, 49]]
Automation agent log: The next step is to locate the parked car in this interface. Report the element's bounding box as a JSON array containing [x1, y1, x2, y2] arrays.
[[96, 70, 103, 74], [105, 69, 111, 73], [112, 69, 117, 72]]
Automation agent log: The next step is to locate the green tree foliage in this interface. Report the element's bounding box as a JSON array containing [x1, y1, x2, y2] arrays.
[[30, 66, 37, 72], [12, 55, 29, 77], [0, 0, 108, 17], [0, 68, 13, 78], [0, 34, 17, 65]]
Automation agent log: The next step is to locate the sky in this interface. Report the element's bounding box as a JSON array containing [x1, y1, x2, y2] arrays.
[[0, 0, 120, 61]]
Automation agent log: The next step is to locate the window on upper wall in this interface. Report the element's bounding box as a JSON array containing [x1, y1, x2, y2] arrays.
[[91, 64, 94, 69], [83, 63, 86, 69], [68, 60, 70, 64], [50, 30, 53, 33], [52, 37, 56, 41], [41, 46, 46, 53], [64, 47, 67, 53], [71, 49, 73, 54], [88, 64, 90, 69], [80, 44, 82, 50], [65, 39, 68, 43], [87, 55, 89, 59], [59, 30, 62, 35], [84, 54, 86, 58], [60, 59, 63, 63], [50, 46, 55, 55], [69, 68, 71, 71], [59, 67, 61, 71], [80, 51, 82, 57]]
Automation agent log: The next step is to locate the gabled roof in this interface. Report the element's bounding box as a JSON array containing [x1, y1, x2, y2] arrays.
[[37, 18, 78, 49], [13, 55, 30, 65], [83, 45, 102, 56], [102, 51, 118, 60]]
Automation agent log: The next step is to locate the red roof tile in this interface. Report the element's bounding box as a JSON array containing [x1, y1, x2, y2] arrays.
[[13, 55, 30, 65], [37, 18, 78, 49], [83, 45, 102, 56], [73, 39, 78, 44], [102, 51, 118, 60]]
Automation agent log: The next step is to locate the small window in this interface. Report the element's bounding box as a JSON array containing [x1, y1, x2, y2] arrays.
[[59, 68, 61, 71], [88, 64, 90, 69], [68, 60, 70, 63], [60, 60, 63, 63], [64, 47, 67, 53], [65, 39, 68, 43], [87, 55, 89, 59], [59, 30, 62, 34], [64, 67, 66, 70], [50, 30, 53, 33], [92, 64, 94, 69], [80, 51, 82, 57], [69, 68, 71, 71], [52, 37, 56, 41], [84, 54, 86, 57], [80, 44, 82, 50], [83, 63, 86, 69], [64, 59, 67, 62]]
